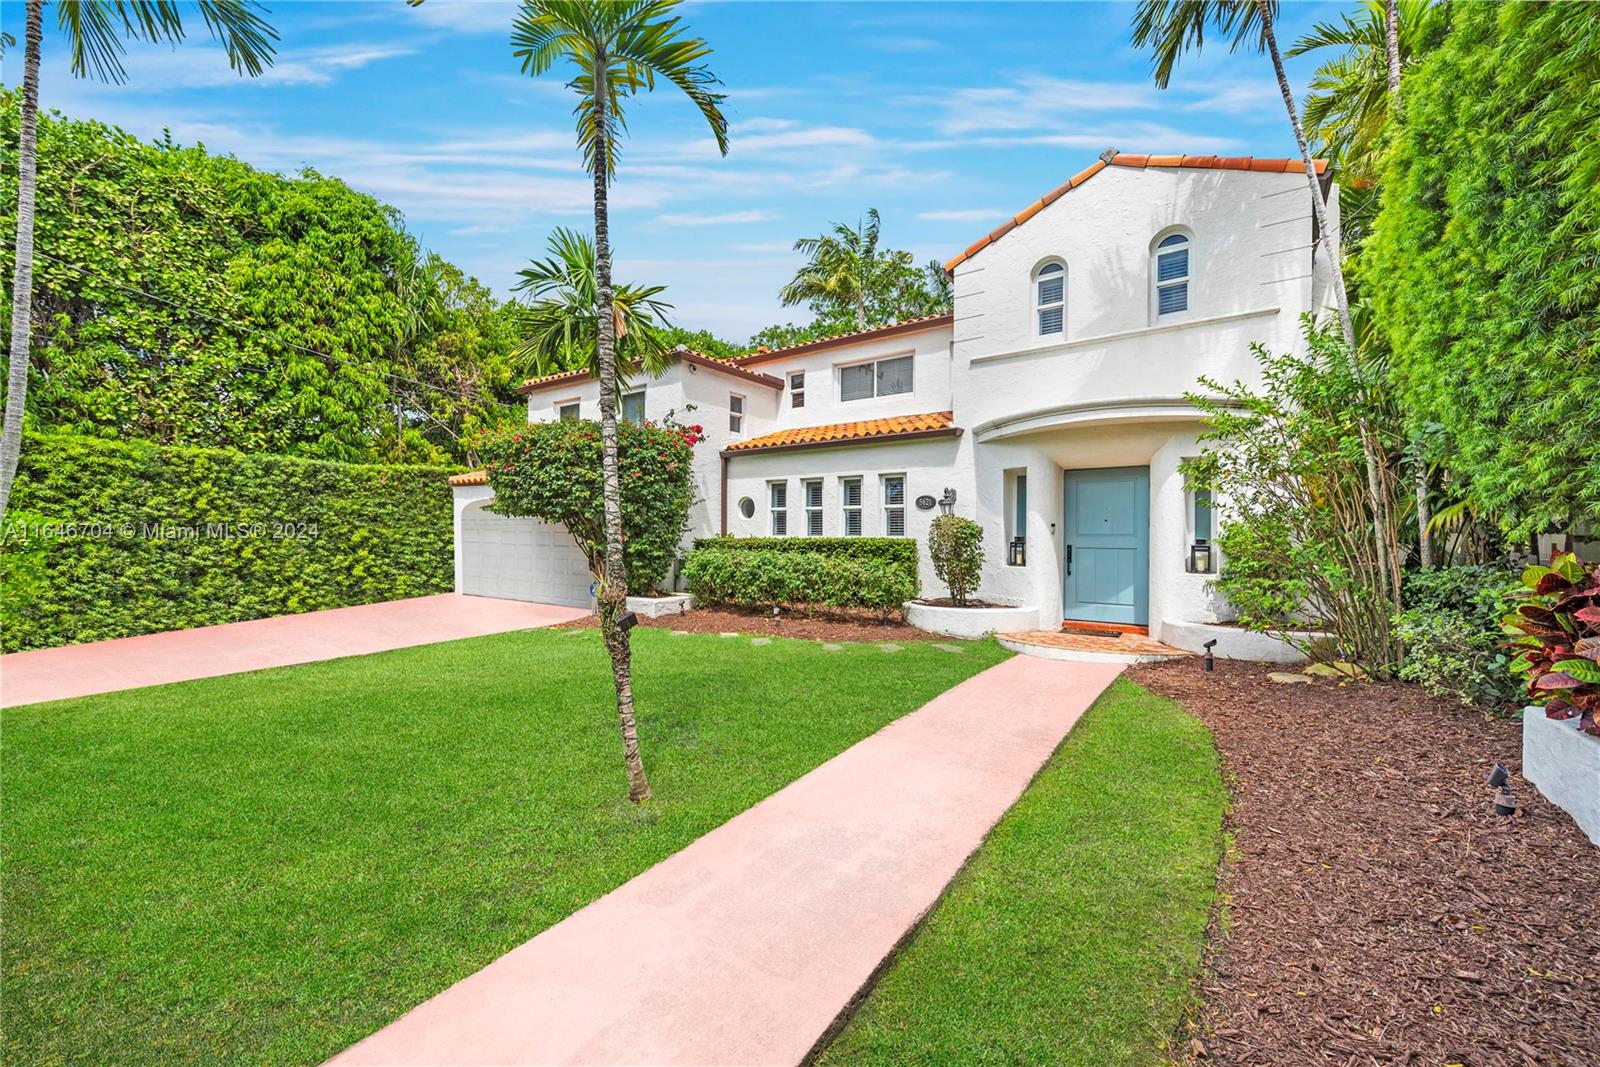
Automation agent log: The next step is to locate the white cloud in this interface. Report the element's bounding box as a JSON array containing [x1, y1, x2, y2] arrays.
[[656, 210, 778, 226], [917, 209, 1009, 223], [404, 0, 518, 35]]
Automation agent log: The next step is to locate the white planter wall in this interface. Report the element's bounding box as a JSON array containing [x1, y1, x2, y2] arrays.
[[903, 601, 1040, 639], [1523, 708, 1600, 846]]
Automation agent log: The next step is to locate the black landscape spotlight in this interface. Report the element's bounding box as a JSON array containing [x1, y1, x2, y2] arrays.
[[1202, 638, 1217, 672], [1486, 762, 1517, 816], [616, 610, 639, 633]]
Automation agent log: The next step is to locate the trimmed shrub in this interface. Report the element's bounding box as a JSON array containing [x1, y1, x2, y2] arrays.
[[2, 433, 457, 652], [683, 547, 917, 620], [928, 515, 984, 605], [478, 417, 700, 594], [1393, 563, 1520, 710], [692, 536, 917, 585]]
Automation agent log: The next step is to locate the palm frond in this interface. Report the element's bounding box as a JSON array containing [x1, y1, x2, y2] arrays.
[[57, 0, 276, 83]]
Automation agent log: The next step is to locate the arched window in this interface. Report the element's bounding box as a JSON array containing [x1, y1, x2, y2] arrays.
[[1034, 261, 1065, 336], [1153, 232, 1190, 316]]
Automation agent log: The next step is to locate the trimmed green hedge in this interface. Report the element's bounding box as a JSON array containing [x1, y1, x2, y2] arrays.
[[683, 547, 917, 619], [2, 433, 457, 652], [692, 536, 918, 585]]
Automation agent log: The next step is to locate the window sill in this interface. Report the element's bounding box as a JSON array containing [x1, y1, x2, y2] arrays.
[[968, 306, 1281, 366]]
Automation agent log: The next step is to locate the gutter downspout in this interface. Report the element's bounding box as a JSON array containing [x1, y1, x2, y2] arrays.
[[720, 452, 729, 535]]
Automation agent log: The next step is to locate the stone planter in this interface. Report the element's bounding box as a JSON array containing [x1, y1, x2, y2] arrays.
[[903, 601, 1040, 639], [1523, 707, 1600, 846], [626, 594, 693, 619]]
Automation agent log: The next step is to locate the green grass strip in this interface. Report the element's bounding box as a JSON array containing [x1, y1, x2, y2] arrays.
[[819, 677, 1225, 1066], [2, 628, 1008, 1065]]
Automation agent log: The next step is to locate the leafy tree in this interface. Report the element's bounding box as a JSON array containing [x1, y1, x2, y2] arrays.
[[510, 0, 728, 804], [1187, 320, 1407, 673], [0, 98, 515, 466], [1364, 0, 1600, 537], [659, 325, 741, 360], [512, 228, 673, 388], [2, 0, 278, 525], [479, 418, 700, 596], [928, 515, 984, 606], [391, 254, 523, 465], [1132, 0, 1400, 605]]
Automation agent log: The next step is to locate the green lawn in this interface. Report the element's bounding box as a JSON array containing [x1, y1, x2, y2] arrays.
[[1, 627, 1008, 1066], [818, 678, 1226, 1066]]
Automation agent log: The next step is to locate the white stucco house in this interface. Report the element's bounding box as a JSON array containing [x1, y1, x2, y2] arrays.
[[450, 151, 1337, 657]]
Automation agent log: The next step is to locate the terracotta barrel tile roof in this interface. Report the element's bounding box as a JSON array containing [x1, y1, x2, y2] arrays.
[[730, 313, 953, 367], [448, 470, 490, 487], [517, 349, 783, 394], [943, 151, 1329, 273], [724, 411, 959, 455]]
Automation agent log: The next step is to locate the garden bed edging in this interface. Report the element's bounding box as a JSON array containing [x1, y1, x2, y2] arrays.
[[1523, 707, 1600, 846], [903, 601, 1040, 639]]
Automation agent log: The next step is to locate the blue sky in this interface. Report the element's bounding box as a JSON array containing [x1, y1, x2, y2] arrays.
[[6, 0, 1348, 340]]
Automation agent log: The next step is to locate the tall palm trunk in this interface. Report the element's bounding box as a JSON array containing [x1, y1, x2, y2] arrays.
[[1384, 0, 1402, 100], [590, 51, 650, 804], [0, 0, 43, 524], [1258, 0, 1398, 607]]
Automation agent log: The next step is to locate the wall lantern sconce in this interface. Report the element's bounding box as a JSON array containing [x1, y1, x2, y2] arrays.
[[1007, 536, 1026, 567], [938, 488, 957, 516], [1187, 540, 1214, 574]]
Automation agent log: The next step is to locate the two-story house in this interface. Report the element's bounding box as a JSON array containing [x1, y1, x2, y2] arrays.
[[449, 151, 1337, 656]]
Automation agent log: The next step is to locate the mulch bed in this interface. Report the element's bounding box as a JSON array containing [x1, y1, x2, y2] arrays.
[[554, 605, 944, 643], [1127, 658, 1600, 1065]]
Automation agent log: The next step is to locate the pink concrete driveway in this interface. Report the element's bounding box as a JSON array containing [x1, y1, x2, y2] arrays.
[[328, 654, 1124, 1067], [0, 594, 589, 707]]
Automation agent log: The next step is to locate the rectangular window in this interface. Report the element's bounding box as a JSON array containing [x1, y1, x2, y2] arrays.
[[729, 393, 744, 434], [769, 481, 788, 536], [621, 390, 645, 423], [558, 401, 580, 422], [1193, 485, 1213, 542], [803, 478, 823, 536], [840, 363, 876, 402], [1004, 469, 1028, 566], [1157, 247, 1189, 315], [839, 355, 914, 402], [881, 474, 906, 537], [789, 370, 806, 409], [841, 477, 863, 536]]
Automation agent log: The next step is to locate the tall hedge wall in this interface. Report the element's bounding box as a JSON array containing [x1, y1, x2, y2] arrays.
[[2, 434, 457, 652]]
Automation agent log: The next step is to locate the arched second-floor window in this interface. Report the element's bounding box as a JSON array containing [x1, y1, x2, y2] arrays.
[[1034, 260, 1065, 337], [1153, 231, 1191, 317]]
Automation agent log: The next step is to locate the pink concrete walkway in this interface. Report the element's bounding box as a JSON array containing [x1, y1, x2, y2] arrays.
[[0, 594, 588, 707], [328, 654, 1124, 1067]]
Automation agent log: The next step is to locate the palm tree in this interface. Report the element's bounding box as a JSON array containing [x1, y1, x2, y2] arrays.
[[511, 0, 727, 804], [1288, 0, 1435, 566], [780, 209, 905, 331], [1285, 0, 1433, 183], [1, 0, 277, 524], [513, 227, 673, 387], [1131, 0, 1399, 604]]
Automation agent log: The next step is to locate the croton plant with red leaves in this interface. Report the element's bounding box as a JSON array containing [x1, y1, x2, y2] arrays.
[[1506, 553, 1600, 736]]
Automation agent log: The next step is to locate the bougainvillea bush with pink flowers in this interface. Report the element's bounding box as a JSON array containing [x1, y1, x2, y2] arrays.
[[1505, 553, 1600, 736], [478, 417, 701, 593]]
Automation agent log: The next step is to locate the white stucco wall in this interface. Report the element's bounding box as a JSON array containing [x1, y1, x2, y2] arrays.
[[733, 323, 954, 431], [723, 436, 966, 596]]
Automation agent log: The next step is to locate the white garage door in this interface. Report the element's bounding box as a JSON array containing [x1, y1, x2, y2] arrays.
[[459, 504, 595, 608]]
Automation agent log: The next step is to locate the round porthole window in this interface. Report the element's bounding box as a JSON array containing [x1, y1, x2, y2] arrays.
[[738, 496, 756, 519]]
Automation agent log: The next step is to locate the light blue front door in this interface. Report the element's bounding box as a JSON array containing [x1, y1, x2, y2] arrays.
[[1063, 467, 1150, 625]]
